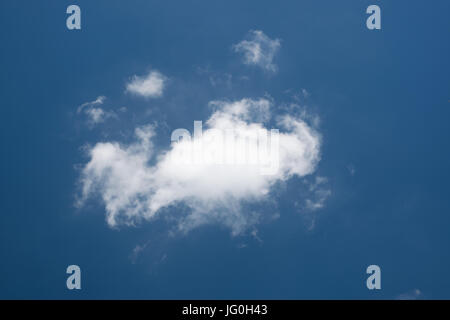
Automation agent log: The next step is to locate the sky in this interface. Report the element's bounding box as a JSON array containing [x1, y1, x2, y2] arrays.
[[0, 0, 449, 299]]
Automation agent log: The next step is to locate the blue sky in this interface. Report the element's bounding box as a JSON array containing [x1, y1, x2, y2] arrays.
[[1, 0, 449, 299]]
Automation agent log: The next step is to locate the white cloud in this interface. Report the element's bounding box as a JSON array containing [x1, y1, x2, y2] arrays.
[[233, 30, 281, 72], [77, 98, 321, 235], [77, 96, 115, 126], [126, 70, 166, 98]]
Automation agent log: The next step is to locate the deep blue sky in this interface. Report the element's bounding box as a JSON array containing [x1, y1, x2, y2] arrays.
[[1, 0, 449, 299]]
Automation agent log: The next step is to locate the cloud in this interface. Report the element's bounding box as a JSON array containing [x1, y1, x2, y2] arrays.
[[302, 89, 310, 98], [233, 30, 281, 72], [347, 163, 356, 176], [305, 176, 331, 211], [77, 96, 115, 126], [293, 176, 330, 231], [77, 98, 321, 235], [126, 70, 167, 98], [78, 96, 106, 110], [396, 289, 423, 300], [129, 242, 149, 264]]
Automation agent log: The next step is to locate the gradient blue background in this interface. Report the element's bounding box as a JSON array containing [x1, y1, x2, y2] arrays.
[[0, 0, 449, 299]]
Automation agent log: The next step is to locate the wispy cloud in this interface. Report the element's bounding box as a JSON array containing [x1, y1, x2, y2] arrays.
[[196, 66, 234, 89], [396, 289, 423, 300], [126, 70, 167, 98], [77, 98, 321, 235], [233, 30, 281, 73], [77, 96, 116, 126], [347, 163, 356, 176], [292, 175, 331, 231], [129, 242, 149, 264], [78, 96, 106, 111], [305, 176, 331, 211]]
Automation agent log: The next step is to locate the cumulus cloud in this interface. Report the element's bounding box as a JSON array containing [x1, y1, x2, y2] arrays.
[[77, 96, 115, 126], [77, 98, 321, 235], [233, 30, 281, 72], [126, 70, 166, 98]]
